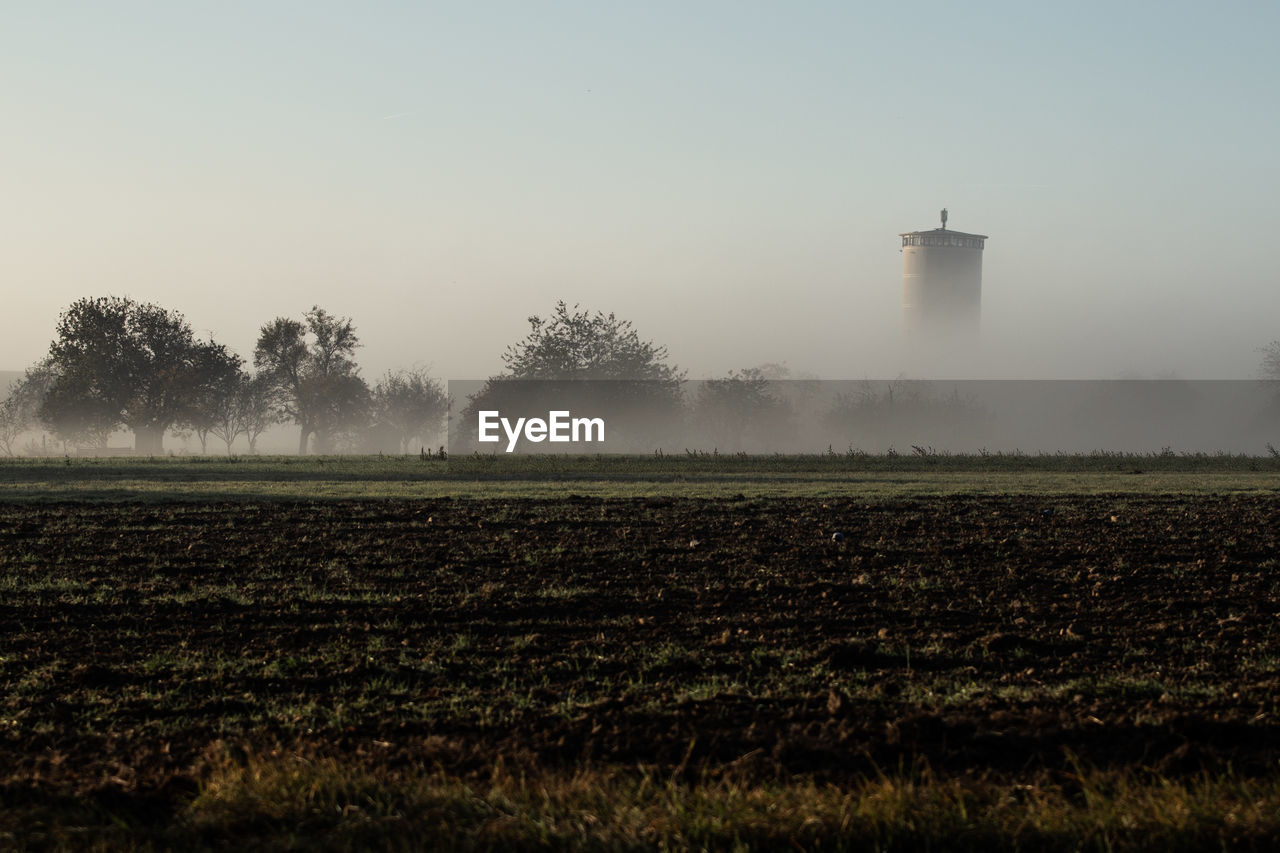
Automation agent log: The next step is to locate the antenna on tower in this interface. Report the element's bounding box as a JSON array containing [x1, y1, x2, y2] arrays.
[[940, 208, 948, 230]]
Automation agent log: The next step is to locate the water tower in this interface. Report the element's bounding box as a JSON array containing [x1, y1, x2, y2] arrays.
[[900, 209, 987, 337]]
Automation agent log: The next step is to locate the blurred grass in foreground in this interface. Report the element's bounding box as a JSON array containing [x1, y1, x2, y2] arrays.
[[7, 750, 1280, 851]]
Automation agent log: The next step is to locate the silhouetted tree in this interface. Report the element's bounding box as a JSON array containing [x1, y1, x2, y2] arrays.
[[0, 396, 25, 457], [460, 302, 684, 450], [500, 301, 684, 383], [371, 369, 449, 453], [254, 307, 369, 454], [203, 369, 279, 454], [206, 372, 278, 454], [184, 346, 248, 453], [0, 364, 55, 455], [204, 370, 247, 454], [238, 373, 279, 454], [40, 297, 240, 454], [4, 362, 74, 450], [693, 367, 790, 451]]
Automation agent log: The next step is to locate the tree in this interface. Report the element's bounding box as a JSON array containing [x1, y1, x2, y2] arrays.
[[254, 307, 369, 454], [371, 369, 449, 453], [238, 373, 280, 454], [183, 345, 247, 453], [0, 363, 56, 456], [40, 297, 240, 454], [460, 302, 685, 451], [204, 370, 247, 454], [208, 372, 278, 454], [0, 397, 25, 457], [501, 301, 683, 382], [693, 367, 790, 452], [204, 369, 281, 455]]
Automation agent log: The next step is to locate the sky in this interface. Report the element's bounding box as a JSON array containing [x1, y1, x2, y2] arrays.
[[3, 1, 1278, 380]]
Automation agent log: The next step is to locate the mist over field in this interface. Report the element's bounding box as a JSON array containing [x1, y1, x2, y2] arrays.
[[444, 379, 1280, 457], [2, 3, 1277, 391]]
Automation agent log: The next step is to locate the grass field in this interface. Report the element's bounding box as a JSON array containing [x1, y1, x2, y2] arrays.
[[2, 455, 1279, 850], [1, 451, 1278, 501]]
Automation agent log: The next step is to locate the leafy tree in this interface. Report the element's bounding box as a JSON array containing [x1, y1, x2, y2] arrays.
[[254, 307, 369, 454], [501, 301, 684, 383], [371, 369, 449, 454], [460, 302, 684, 450], [310, 374, 370, 453], [693, 367, 790, 452], [40, 297, 240, 454]]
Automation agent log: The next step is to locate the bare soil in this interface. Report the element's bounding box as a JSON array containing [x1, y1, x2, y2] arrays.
[[2, 493, 1279, 804]]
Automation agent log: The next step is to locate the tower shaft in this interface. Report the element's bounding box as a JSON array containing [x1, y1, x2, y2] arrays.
[[899, 218, 987, 338]]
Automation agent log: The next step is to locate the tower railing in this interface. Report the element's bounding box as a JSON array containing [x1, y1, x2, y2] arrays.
[[901, 234, 985, 249]]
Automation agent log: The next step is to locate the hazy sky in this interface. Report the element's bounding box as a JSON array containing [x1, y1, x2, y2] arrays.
[[4, 1, 1277, 379]]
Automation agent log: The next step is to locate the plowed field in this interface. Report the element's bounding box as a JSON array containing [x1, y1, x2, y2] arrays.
[[4, 492, 1279, 807]]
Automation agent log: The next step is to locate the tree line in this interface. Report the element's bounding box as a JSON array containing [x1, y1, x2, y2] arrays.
[[5, 297, 1280, 456], [1, 297, 802, 455], [0, 297, 447, 455]]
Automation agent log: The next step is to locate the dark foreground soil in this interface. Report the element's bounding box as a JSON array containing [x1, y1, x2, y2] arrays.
[[2, 493, 1279, 801]]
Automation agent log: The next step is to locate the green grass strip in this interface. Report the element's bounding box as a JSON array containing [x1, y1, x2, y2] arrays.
[[2, 453, 1278, 501]]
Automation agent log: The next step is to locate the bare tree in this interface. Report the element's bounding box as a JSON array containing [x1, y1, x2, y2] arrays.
[[241, 374, 279, 454], [0, 397, 25, 457], [184, 344, 246, 453]]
